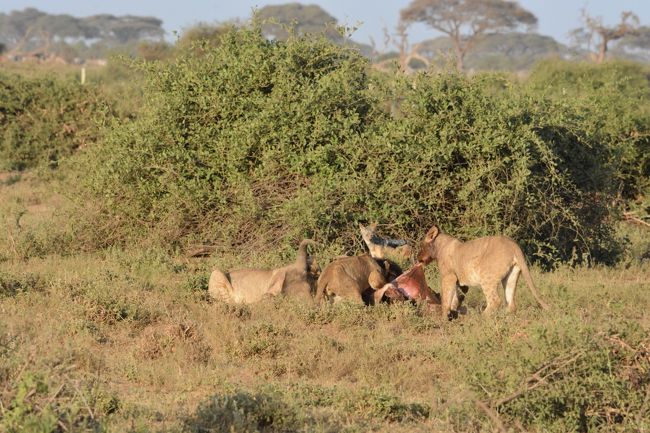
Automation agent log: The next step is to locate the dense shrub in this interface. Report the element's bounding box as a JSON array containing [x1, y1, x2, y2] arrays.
[[72, 25, 377, 255], [369, 72, 623, 264], [0, 72, 113, 170], [0, 372, 105, 433], [474, 319, 650, 432], [175, 22, 233, 56], [68, 25, 648, 265], [184, 391, 302, 432], [502, 337, 650, 432], [0, 271, 46, 297], [184, 385, 429, 432], [527, 60, 650, 201]]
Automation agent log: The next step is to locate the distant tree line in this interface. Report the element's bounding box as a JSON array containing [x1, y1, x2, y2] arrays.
[[0, 7, 164, 60], [0, 3, 648, 69]]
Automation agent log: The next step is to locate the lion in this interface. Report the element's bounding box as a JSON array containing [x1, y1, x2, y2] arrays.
[[417, 225, 549, 319], [208, 239, 317, 304], [315, 254, 401, 305]]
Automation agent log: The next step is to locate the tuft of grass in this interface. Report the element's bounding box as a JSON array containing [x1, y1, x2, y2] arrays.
[[0, 271, 46, 298]]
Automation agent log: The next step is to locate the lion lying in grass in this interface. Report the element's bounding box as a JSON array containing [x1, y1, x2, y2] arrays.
[[208, 239, 317, 304]]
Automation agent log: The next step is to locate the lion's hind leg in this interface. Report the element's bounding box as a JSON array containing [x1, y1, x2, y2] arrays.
[[502, 265, 521, 313], [441, 275, 459, 320], [451, 285, 469, 312], [482, 280, 502, 315], [208, 269, 237, 302]]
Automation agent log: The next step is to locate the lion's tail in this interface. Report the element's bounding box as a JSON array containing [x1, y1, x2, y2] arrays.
[[295, 239, 317, 270], [515, 249, 550, 311]]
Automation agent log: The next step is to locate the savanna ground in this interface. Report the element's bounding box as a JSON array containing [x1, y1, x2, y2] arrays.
[[0, 171, 648, 433]]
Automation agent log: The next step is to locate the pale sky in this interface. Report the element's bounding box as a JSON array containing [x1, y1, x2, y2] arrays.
[[2, 1, 649, 47]]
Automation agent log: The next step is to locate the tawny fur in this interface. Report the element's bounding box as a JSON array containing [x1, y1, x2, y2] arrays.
[[315, 254, 392, 304], [208, 239, 317, 304], [417, 225, 550, 319]]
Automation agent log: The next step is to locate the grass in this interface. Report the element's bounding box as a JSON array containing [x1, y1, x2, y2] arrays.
[[0, 174, 649, 432]]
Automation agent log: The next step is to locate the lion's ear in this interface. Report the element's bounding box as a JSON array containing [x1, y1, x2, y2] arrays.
[[425, 225, 439, 242], [370, 222, 378, 231]]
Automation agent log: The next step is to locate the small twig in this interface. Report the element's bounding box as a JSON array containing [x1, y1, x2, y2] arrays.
[[23, 388, 36, 401], [1, 362, 26, 397], [636, 383, 650, 426], [600, 333, 635, 352], [495, 351, 584, 407], [70, 380, 94, 420], [44, 383, 65, 408], [475, 400, 507, 433], [514, 419, 527, 433], [15, 210, 25, 229], [186, 245, 216, 258], [623, 212, 650, 228], [57, 419, 69, 432], [6, 226, 18, 259]]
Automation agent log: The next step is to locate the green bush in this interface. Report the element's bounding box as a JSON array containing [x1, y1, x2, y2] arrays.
[[527, 60, 650, 201], [72, 25, 376, 254], [67, 25, 648, 265], [1, 373, 104, 433], [0, 271, 46, 298], [373, 71, 638, 264], [0, 72, 114, 170], [184, 391, 303, 433], [184, 385, 429, 432], [491, 322, 648, 432], [175, 22, 233, 56], [227, 323, 293, 360]]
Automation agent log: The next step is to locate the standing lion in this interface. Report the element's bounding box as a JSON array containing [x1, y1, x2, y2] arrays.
[[417, 225, 549, 319]]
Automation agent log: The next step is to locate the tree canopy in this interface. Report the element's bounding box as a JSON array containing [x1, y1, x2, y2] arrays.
[[612, 26, 650, 62], [618, 26, 650, 50], [400, 0, 537, 71], [175, 22, 234, 55], [256, 3, 341, 42], [571, 10, 639, 63]]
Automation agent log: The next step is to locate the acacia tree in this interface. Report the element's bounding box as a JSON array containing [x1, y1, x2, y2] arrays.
[[256, 3, 340, 42], [571, 10, 639, 64], [175, 22, 234, 56], [400, 0, 537, 71], [615, 26, 650, 61], [371, 22, 430, 73]]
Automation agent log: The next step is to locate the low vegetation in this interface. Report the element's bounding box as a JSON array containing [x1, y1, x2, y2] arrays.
[[0, 181, 648, 431], [0, 72, 118, 171], [0, 21, 648, 433]]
